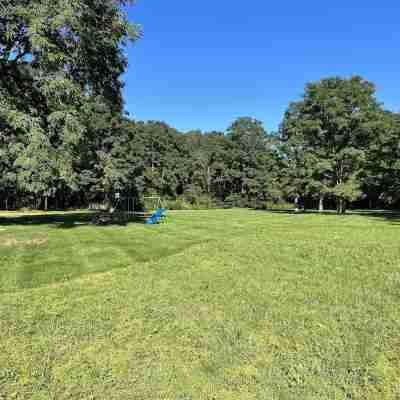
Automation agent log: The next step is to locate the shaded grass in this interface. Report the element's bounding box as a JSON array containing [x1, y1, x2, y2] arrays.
[[1, 210, 400, 399], [0, 212, 211, 292]]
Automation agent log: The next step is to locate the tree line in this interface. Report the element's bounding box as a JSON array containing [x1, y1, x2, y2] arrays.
[[1, 1, 400, 212]]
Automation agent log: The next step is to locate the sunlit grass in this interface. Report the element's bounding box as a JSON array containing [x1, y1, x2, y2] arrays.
[[0, 209, 399, 399]]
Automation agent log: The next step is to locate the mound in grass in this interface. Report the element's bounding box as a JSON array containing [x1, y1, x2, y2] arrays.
[[0, 210, 399, 399]]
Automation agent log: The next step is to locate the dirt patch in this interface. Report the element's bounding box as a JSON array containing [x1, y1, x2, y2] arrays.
[[0, 235, 48, 248]]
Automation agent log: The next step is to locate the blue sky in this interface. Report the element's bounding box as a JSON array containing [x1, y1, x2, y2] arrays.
[[123, 1, 400, 133]]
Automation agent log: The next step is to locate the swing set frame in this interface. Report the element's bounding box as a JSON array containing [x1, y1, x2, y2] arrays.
[[123, 195, 162, 218], [91, 193, 164, 224]]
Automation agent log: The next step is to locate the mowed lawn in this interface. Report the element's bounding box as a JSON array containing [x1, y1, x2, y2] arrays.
[[1, 210, 400, 399]]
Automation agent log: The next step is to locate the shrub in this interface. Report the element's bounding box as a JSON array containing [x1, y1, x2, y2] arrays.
[[223, 194, 244, 208], [255, 200, 293, 210], [190, 194, 221, 209], [163, 194, 222, 210], [163, 197, 193, 210]]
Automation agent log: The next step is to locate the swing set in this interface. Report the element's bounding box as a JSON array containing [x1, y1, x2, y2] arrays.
[[92, 194, 166, 225]]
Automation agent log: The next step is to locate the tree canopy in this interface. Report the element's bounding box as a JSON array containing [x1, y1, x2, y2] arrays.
[[1, 3, 400, 212], [281, 76, 386, 212], [1, 0, 139, 208]]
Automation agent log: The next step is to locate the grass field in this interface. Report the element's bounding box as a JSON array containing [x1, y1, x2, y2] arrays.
[[1, 209, 400, 399]]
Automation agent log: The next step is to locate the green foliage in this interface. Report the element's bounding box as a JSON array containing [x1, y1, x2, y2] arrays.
[[255, 200, 294, 210], [281, 76, 386, 210], [223, 193, 246, 208], [332, 178, 363, 202], [0, 0, 139, 207], [164, 194, 220, 210], [1, 1, 400, 215], [363, 111, 400, 206], [163, 197, 194, 210]]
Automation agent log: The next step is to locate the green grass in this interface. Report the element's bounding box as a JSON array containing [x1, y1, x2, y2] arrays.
[[1, 209, 400, 399]]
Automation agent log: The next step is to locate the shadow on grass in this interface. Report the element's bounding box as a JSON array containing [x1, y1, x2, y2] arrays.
[[354, 210, 400, 225], [2, 209, 400, 228], [0, 212, 129, 229], [258, 208, 400, 224]]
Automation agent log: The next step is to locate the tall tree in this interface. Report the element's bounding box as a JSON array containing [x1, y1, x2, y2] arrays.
[[281, 76, 383, 212], [226, 117, 269, 200], [363, 111, 400, 207], [184, 130, 232, 200], [0, 0, 139, 208]]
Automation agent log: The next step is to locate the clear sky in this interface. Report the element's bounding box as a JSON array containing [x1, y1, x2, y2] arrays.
[[123, 1, 400, 133]]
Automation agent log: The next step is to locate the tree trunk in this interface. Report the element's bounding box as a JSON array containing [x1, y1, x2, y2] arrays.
[[5, 198, 8, 211], [369, 199, 373, 210], [318, 196, 324, 212], [338, 198, 346, 214], [206, 166, 211, 194], [44, 196, 48, 212]]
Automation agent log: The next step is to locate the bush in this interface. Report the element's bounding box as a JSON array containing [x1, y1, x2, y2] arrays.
[[164, 194, 293, 211], [223, 194, 260, 209], [255, 200, 293, 210], [223, 194, 243, 208], [163, 197, 193, 210], [190, 194, 221, 209], [163, 194, 222, 210]]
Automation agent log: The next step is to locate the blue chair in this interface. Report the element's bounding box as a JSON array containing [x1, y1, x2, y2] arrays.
[[145, 208, 166, 225]]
